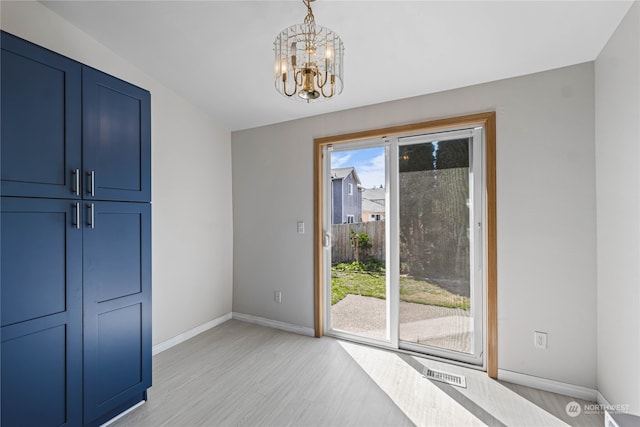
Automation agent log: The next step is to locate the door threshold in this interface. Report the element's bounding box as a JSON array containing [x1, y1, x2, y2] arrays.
[[326, 331, 486, 372]]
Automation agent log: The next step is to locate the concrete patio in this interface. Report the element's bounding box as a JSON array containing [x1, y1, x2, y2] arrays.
[[331, 294, 473, 353]]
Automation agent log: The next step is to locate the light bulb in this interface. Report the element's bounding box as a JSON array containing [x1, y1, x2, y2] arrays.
[[325, 46, 333, 59]]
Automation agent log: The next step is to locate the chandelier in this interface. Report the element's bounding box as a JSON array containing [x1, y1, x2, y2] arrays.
[[273, 0, 344, 102]]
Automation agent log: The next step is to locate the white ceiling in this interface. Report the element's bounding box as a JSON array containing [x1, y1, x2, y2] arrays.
[[42, 1, 633, 131]]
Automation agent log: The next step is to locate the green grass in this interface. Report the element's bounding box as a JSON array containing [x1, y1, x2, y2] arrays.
[[331, 270, 386, 305], [331, 268, 470, 310]]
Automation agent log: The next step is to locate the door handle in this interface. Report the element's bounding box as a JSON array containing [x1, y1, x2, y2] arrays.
[[72, 169, 80, 196], [88, 203, 95, 229], [74, 203, 80, 229], [88, 170, 95, 197], [323, 233, 331, 248]]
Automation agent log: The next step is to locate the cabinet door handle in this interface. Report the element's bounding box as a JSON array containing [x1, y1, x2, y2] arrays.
[[88, 203, 95, 229], [74, 203, 80, 229], [72, 169, 80, 196], [88, 170, 95, 197]]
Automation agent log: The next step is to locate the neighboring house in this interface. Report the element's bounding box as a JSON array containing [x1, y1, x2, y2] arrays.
[[362, 198, 385, 222], [362, 187, 385, 222], [331, 167, 362, 224]]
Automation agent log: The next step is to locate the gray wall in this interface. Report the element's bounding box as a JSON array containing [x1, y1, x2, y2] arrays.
[[1, 1, 235, 347], [595, 1, 640, 415], [232, 62, 597, 388]]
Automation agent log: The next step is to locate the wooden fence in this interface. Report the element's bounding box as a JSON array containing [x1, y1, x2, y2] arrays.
[[331, 221, 385, 264]]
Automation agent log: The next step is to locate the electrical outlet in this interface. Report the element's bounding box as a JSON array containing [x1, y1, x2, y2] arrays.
[[297, 221, 305, 234], [534, 331, 547, 349], [274, 291, 282, 303]]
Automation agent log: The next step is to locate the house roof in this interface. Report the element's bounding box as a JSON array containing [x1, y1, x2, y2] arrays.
[[362, 199, 385, 214], [363, 187, 385, 202], [331, 167, 361, 186], [331, 167, 354, 180]]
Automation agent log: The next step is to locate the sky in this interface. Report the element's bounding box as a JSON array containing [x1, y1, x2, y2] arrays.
[[331, 146, 385, 189]]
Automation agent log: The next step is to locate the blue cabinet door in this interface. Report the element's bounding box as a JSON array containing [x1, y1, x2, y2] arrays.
[[82, 67, 151, 203], [0, 32, 82, 199], [1, 197, 83, 426], [82, 201, 151, 426]]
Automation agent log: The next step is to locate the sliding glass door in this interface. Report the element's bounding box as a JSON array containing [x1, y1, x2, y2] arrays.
[[396, 128, 484, 364], [323, 125, 486, 366], [323, 140, 391, 344]]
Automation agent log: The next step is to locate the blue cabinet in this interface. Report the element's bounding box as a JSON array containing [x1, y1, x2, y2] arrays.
[[83, 202, 152, 426], [1, 197, 83, 427], [1, 199, 151, 427], [83, 67, 151, 202], [1, 31, 152, 427], [1, 32, 151, 202], [0, 32, 82, 199]]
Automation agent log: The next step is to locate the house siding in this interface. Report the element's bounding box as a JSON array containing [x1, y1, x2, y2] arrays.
[[331, 179, 343, 224], [341, 172, 361, 223]]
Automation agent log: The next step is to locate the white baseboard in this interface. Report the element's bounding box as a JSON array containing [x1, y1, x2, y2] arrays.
[[100, 400, 145, 427], [232, 312, 315, 337], [498, 369, 598, 402], [152, 312, 232, 355], [597, 390, 611, 407]]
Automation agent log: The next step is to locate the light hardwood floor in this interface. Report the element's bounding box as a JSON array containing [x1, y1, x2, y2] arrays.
[[109, 320, 603, 427]]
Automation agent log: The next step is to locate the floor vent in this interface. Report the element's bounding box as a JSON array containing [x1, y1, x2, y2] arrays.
[[423, 368, 467, 388]]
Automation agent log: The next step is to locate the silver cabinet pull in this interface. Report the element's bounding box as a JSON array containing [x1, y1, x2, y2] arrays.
[[72, 169, 80, 196], [74, 203, 80, 229], [89, 170, 95, 197], [88, 203, 95, 229]]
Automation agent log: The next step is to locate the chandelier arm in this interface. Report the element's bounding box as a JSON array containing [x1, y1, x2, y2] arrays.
[[295, 69, 304, 87], [282, 72, 298, 97], [320, 74, 335, 98], [316, 67, 328, 89]]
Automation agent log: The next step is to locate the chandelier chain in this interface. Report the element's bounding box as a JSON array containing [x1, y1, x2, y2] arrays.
[[303, 0, 316, 27]]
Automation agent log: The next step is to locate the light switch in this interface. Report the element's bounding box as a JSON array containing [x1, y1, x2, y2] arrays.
[[297, 221, 305, 234]]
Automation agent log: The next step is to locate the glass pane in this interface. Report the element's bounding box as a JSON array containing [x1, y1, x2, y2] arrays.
[[329, 146, 388, 340], [398, 138, 473, 354]]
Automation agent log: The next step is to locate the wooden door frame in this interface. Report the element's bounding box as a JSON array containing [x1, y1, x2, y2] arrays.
[[313, 112, 498, 378]]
